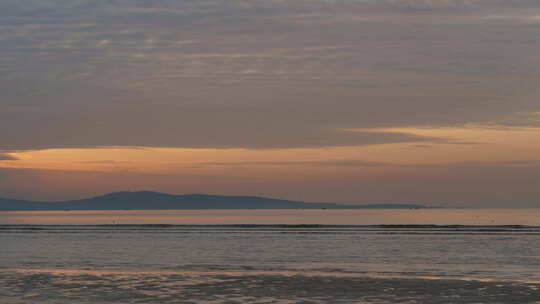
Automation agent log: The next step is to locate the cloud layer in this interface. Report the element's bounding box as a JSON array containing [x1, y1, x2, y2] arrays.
[[1, 0, 540, 150], [0, 153, 17, 161]]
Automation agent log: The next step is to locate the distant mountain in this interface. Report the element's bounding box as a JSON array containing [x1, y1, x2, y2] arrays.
[[0, 191, 429, 210]]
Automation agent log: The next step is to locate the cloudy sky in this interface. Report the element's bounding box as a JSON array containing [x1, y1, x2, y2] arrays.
[[1, 0, 540, 206]]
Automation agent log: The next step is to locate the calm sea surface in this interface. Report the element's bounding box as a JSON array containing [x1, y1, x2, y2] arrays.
[[1, 209, 539, 303]]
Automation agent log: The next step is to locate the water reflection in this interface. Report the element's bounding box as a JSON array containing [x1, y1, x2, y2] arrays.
[[1, 209, 540, 225]]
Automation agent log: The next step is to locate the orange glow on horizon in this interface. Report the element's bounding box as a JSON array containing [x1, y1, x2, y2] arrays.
[[2, 126, 540, 178]]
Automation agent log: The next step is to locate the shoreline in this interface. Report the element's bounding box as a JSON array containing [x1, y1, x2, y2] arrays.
[[3, 267, 540, 284]]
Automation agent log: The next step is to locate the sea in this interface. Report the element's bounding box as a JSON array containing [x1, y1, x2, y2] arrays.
[[1, 209, 539, 303]]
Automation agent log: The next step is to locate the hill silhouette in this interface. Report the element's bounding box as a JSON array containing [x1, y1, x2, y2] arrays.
[[0, 191, 429, 210]]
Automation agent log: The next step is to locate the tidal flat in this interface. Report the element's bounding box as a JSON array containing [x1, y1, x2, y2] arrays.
[[2, 269, 540, 304]]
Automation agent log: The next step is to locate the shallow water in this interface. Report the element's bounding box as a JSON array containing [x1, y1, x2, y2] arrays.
[[1, 208, 540, 225], [1, 209, 540, 303]]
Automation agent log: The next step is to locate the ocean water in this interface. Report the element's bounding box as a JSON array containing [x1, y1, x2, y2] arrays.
[[1, 209, 540, 303]]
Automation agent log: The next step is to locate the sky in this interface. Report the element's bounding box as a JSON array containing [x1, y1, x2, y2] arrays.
[[1, 0, 540, 207]]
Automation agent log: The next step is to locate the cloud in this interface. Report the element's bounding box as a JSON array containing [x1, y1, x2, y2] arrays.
[[0, 124, 448, 151], [486, 112, 540, 128], [444, 159, 540, 168], [78, 160, 132, 165], [0, 153, 17, 161], [192, 159, 540, 169], [199, 160, 394, 168], [1, 0, 539, 152]]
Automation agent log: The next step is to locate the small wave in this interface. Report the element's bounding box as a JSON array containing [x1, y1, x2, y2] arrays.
[[1, 224, 539, 234]]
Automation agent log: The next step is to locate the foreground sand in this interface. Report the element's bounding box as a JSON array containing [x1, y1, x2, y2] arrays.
[[1, 269, 539, 303]]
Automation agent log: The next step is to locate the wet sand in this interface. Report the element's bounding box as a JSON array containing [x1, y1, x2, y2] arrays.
[[1, 270, 539, 303]]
